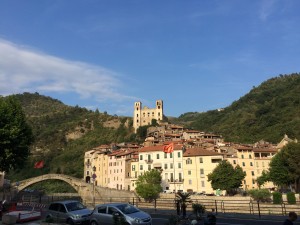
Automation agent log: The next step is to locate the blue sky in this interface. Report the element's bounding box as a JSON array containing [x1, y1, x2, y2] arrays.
[[0, 0, 300, 117]]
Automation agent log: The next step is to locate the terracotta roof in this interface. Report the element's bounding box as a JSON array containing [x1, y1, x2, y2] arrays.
[[235, 145, 253, 151], [139, 144, 183, 153], [184, 130, 201, 133], [183, 148, 223, 157]]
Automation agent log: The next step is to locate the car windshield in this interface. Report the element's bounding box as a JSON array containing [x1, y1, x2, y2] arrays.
[[116, 204, 139, 214], [66, 202, 86, 212]]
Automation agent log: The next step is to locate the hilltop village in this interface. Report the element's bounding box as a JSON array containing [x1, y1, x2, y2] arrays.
[[84, 100, 298, 195]]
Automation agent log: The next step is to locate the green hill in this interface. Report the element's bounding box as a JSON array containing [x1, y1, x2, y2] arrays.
[[7, 92, 136, 181], [177, 73, 300, 143]]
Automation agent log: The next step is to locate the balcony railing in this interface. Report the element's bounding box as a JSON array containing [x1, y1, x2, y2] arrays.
[[167, 179, 184, 183], [144, 159, 153, 164]]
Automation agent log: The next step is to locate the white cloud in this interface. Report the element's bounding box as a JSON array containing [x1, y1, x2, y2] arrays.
[[0, 39, 134, 102]]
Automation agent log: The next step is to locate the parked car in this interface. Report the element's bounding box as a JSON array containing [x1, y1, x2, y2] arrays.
[[90, 203, 152, 225], [46, 200, 91, 225]]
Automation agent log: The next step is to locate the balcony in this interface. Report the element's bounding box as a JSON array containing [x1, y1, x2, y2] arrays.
[[168, 179, 184, 183], [144, 159, 153, 164]]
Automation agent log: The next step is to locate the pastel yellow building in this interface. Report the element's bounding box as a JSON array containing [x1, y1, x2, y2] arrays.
[[183, 148, 223, 194], [133, 100, 163, 132], [234, 145, 276, 190], [137, 144, 184, 192], [84, 147, 109, 187]]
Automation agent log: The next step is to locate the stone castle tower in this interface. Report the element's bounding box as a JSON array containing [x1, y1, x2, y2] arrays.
[[133, 100, 163, 132]]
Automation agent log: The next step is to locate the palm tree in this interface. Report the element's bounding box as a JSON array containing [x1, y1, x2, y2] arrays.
[[176, 192, 192, 218]]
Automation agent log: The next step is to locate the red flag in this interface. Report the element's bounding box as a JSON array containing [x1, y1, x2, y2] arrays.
[[163, 143, 174, 153], [34, 160, 44, 169]]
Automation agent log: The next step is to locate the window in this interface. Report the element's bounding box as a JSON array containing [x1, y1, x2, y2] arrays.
[[186, 158, 192, 164], [211, 159, 222, 163], [148, 165, 151, 170], [178, 163, 182, 169], [241, 155, 244, 159], [200, 158, 203, 163], [201, 181, 205, 187], [178, 152, 181, 158], [170, 153, 173, 158], [251, 171, 255, 176], [179, 173, 182, 181], [140, 165, 143, 170], [200, 169, 204, 175], [108, 207, 118, 214], [189, 179, 192, 185], [249, 154, 252, 159], [140, 155, 143, 160], [132, 165, 135, 171], [250, 162, 253, 166], [170, 173, 174, 182], [164, 153, 167, 159], [148, 154, 151, 161], [188, 170, 191, 175], [164, 164, 168, 169], [97, 206, 107, 213], [242, 162, 245, 167], [233, 160, 236, 164], [256, 162, 259, 167], [157, 154, 160, 159], [170, 163, 173, 169]]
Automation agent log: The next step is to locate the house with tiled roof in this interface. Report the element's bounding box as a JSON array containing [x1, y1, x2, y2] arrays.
[[137, 144, 185, 192]]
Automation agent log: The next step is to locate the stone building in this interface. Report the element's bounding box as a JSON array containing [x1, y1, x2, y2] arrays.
[[133, 100, 163, 132]]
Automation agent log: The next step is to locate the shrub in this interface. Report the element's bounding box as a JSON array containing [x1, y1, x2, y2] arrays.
[[272, 191, 282, 204], [247, 189, 272, 202], [192, 203, 206, 215], [286, 192, 296, 204]]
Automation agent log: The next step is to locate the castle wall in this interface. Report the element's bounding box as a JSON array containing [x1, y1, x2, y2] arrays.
[[133, 100, 163, 132]]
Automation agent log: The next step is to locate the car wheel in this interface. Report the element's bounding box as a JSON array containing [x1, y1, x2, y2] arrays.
[[90, 220, 98, 225], [67, 218, 75, 225]]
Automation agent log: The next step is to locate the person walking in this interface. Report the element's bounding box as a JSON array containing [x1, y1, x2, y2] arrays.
[[283, 212, 297, 225]]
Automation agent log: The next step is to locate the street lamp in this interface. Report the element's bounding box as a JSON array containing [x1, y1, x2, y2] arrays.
[[92, 166, 96, 206]]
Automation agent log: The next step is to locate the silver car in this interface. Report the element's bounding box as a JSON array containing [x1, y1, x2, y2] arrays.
[[90, 203, 152, 225], [46, 200, 91, 225]]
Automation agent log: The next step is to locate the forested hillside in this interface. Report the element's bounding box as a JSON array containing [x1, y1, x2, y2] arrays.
[[177, 73, 300, 143], [7, 92, 136, 181]]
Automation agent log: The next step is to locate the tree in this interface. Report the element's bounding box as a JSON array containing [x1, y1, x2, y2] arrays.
[[176, 192, 192, 218], [135, 169, 162, 201], [136, 125, 150, 141], [207, 160, 246, 195], [256, 170, 270, 188], [0, 96, 33, 172], [269, 142, 300, 192]]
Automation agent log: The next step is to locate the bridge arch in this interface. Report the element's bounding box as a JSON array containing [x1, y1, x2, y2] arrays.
[[12, 174, 136, 205]]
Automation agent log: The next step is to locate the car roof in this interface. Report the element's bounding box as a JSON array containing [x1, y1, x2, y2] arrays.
[[50, 200, 80, 204], [95, 203, 128, 207]]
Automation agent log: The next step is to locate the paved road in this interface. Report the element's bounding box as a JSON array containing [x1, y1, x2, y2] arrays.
[[1, 212, 300, 225]]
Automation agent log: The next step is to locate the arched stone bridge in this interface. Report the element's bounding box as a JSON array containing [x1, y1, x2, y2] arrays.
[[11, 173, 137, 205]]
